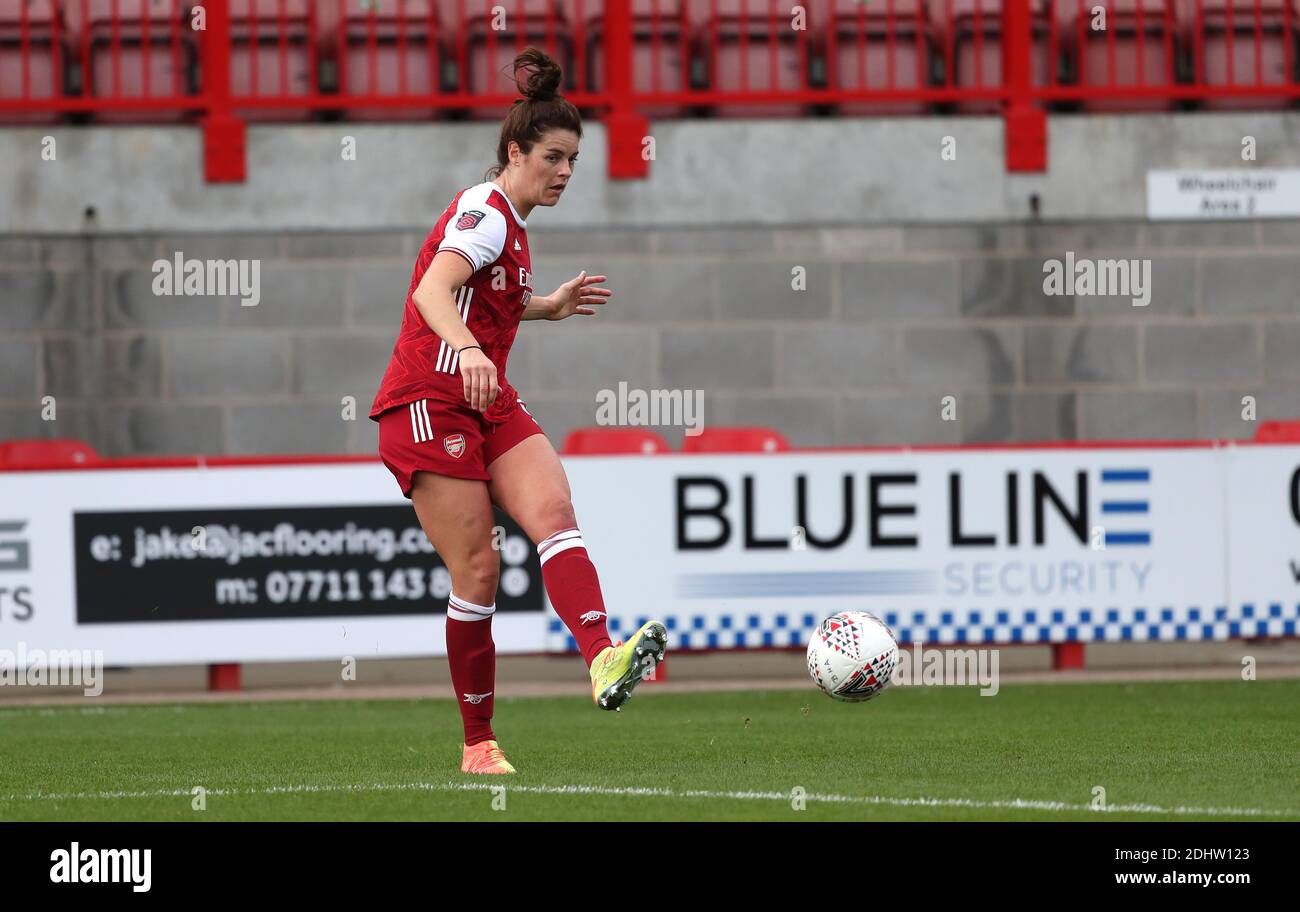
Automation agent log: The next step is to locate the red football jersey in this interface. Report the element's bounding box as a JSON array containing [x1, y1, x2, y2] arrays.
[[370, 180, 534, 424]]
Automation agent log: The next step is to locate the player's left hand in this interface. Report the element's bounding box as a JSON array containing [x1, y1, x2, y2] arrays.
[[547, 271, 611, 320]]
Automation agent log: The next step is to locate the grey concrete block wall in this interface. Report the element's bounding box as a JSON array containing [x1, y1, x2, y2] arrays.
[[3, 219, 1300, 456], [13, 115, 1300, 232]]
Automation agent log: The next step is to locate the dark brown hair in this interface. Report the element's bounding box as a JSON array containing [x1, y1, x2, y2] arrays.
[[485, 48, 583, 181]]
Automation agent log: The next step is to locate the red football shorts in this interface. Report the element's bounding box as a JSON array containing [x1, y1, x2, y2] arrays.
[[377, 396, 545, 496]]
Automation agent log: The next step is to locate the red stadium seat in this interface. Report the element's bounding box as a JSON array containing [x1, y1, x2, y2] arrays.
[[0, 438, 100, 467], [0, 0, 64, 125], [814, 0, 938, 116], [1187, 0, 1300, 110], [229, 0, 318, 122], [1070, 0, 1179, 112], [691, 0, 813, 117], [1254, 419, 1300, 442], [680, 426, 789, 453], [567, 0, 692, 118], [338, 0, 442, 120], [561, 427, 672, 454], [76, 0, 197, 123]]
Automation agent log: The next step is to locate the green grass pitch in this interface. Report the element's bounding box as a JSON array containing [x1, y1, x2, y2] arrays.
[[2, 679, 1297, 821]]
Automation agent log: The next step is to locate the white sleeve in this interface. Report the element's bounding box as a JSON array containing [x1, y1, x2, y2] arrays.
[[437, 205, 507, 273]]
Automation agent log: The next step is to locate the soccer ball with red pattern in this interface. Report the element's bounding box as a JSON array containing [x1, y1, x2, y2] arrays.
[[806, 611, 899, 702]]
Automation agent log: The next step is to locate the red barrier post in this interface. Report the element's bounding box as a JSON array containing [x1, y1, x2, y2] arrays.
[[200, 0, 246, 182], [1052, 642, 1085, 670], [604, 0, 650, 178], [1002, 0, 1046, 172], [208, 662, 242, 691]]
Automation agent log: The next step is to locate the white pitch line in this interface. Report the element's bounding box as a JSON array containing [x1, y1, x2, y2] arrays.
[[1, 781, 1295, 818]]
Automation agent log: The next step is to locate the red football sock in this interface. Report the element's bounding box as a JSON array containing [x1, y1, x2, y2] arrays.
[[445, 592, 496, 746], [538, 527, 614, 667]]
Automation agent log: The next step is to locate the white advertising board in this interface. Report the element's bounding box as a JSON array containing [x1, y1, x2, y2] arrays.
[[0, 463, 545, 664], [2, 444, 1298, 664]]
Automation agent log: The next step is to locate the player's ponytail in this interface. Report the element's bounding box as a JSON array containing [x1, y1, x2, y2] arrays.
[[486, 48, 583, 181]]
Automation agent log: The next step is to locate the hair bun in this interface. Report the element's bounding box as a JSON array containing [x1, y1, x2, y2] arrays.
[[513, 47, 563, 102]]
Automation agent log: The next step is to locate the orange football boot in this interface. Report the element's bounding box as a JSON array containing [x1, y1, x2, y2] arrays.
[[461, 739, 517, 774]]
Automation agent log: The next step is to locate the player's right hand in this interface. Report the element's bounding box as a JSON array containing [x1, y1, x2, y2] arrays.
[[458, 348, 499, 412]]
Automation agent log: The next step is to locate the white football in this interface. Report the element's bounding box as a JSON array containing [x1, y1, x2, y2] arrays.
[[806, 610, 899, 702]]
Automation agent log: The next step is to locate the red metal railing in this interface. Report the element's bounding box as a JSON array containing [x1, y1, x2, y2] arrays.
[[2, 1, 1298, 177]]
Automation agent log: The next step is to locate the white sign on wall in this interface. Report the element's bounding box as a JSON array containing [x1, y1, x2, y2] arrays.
[[1146, 169, 1300, 219]]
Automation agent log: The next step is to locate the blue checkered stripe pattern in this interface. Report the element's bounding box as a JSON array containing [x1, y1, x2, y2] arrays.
[[544, 602, 1300, 652]]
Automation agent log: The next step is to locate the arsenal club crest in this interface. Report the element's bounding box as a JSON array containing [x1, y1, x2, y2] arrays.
[[443, 434, 467, 458], [455, 209, 486, 230]]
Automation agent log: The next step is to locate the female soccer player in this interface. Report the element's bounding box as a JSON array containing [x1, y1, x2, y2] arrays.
[[370, 48, 667, 775]]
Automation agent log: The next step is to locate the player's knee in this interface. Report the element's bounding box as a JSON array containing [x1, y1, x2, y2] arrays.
[[458, 548, 500, 598], [537, 495, 577, 539]]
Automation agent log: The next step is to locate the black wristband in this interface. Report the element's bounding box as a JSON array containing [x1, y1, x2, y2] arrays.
[[456, 344, 483, 354]]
